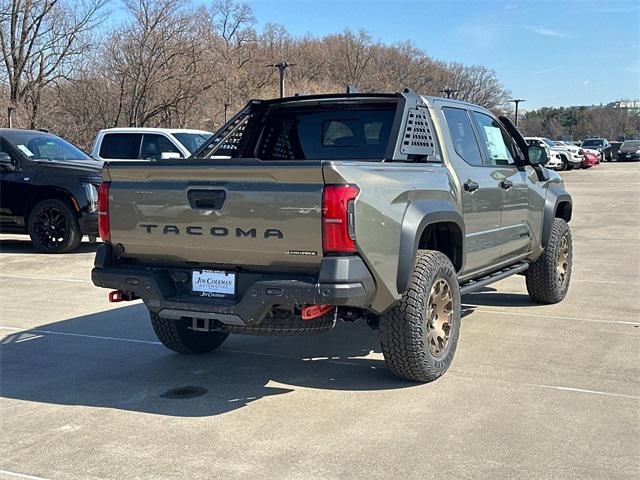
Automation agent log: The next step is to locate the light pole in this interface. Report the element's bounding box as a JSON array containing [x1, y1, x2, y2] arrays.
[[509, 99, 526, 126], [223, 103, 230, 123], [439, 88, 459, 99], [267, 62, 296, 98]]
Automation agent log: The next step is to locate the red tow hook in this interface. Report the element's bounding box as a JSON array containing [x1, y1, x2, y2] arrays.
[[108, 290, 124, 303], [301, 304, 334, 320]]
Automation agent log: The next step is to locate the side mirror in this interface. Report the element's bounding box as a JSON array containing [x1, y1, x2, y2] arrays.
[[0, 152, 15, 171], [160, 152, 182, 160], [528, 145, 548, 165]]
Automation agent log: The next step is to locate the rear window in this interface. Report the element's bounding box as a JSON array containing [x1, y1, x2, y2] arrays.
[[256, 106, 396, 160], [582, 139, 603, 147], [99, 133, 142, 159]]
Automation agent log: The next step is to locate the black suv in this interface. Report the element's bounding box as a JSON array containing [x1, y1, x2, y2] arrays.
[[581, 138, 612, 161], [0, 129, 102, 253]]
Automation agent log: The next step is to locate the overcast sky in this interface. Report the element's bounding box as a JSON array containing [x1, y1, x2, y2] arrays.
[[245, 0, 639, 109]]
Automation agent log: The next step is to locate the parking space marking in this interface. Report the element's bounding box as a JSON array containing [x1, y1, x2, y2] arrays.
[[0, 275, 90, 284], [0, 326, 161, 346], [0, 470, 52, 480], [524, 384, 640, 400], [1, 325, 638, 400], [569, 279, 640, 285], [451, 372, 640, 400], [465, 309, 640, 326]]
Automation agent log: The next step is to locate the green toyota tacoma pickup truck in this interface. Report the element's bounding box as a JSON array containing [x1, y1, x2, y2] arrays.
[[92, 90, 573, 382]]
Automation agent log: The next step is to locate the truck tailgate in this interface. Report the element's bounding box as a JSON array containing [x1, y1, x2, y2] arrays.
[[104, 160, 324, 271]]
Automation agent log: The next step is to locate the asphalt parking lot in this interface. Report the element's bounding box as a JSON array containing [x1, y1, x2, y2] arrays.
[[1, 162, 638, 480]]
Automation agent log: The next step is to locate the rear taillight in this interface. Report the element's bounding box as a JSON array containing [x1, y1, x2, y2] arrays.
[[98, 181, 111, 242], [322, 185, 359, 253]]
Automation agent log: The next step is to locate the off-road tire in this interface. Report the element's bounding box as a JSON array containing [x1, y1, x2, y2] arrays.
[[221, 309, 336, 336], [379, 250, 461, 383], [150, 313, 229, 353], [526, 218, 572, 304], [28, 199, 82, 253]]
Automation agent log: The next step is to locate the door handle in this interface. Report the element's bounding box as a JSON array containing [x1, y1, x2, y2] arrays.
[[464, 180, 479, 192], [500, 179, 513, 190], [187, 189, 226, 209]]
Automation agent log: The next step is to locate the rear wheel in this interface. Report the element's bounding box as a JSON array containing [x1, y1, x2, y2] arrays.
[[379, 250, 461, 382], [27, 199, 82, 253], [150, 313, 229, 353], [526, 218, 572, 304]]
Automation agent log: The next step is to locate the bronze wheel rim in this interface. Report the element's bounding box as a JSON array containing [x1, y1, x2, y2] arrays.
[[557, 234, 570, 287], [426, 278, 453, 357]]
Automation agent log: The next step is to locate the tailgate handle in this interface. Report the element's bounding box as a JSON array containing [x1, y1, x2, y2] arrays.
[[187, 190, 226, 209]]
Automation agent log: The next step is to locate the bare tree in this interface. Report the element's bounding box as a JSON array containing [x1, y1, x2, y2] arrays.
[[5, 0, 519, 144], [432, 62, 510, 110], [325, 30, 374, 88], [0, 0, 106, 127], [105, 0, 217, 127]]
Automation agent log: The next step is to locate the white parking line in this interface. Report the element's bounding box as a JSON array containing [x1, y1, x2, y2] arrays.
[[525, 384, 640, 400], [0, 326, 161, 346], [0, 470, 52, 480], [1, 324, 637, 400], [467, 309, 640, 326], [0, 275, 90, 284], [564, 279, 640, 285]]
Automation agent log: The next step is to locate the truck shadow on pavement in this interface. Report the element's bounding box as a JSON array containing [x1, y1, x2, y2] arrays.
[[0, 304, 416, 417], [462, 287, 539, 308]]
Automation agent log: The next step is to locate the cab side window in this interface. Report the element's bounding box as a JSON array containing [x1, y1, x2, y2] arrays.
[[472, 112, 518, 166], [99, 133, 142, 159], [442, 107, 483, 166], [140, 134, 181, 161]]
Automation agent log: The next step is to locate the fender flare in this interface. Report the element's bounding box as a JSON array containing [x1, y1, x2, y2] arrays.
[[542, 187, 572, 246], [396, 199, 465, 293]]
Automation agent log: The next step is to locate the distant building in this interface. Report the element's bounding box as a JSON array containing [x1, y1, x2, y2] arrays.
[[608, 100, 640, 112]]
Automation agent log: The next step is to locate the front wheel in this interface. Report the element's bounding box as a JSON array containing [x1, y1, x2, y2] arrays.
[[150, 313, 229, 353], [525, 218, 572, 304], [379, 250, 461, 382], [27, 199, 82, 253], [558, 157, 568, 171]]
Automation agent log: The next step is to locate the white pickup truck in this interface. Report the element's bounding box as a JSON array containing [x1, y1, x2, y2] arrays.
[[91, 128, 212, 162]]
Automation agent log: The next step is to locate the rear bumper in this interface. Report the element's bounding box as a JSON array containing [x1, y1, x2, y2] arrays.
[[91, 244, 375, 326], [617, 153, 640, 161]]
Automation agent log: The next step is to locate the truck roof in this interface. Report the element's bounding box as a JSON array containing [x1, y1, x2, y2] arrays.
[[255, 91, 485, 112], [97, 127, 212, 135]]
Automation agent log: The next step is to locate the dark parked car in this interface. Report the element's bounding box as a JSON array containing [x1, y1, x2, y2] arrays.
[[617, 140, 640, 161], [581, 138, 612, 161], [0, 129, 102, 252]]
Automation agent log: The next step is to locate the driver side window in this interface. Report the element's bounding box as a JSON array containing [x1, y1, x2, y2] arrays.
[[140, 134, 181, 161], [472, 112, 518, 166]]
